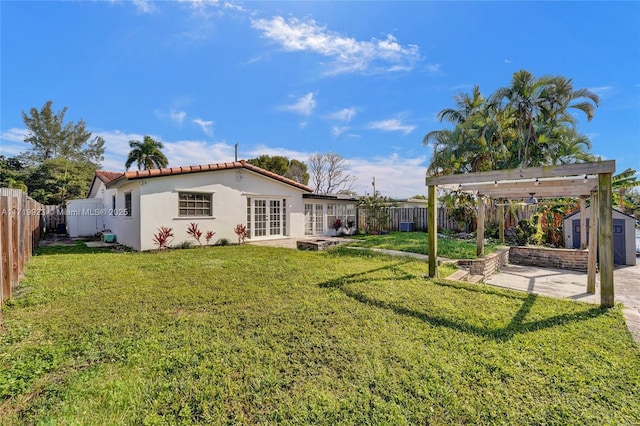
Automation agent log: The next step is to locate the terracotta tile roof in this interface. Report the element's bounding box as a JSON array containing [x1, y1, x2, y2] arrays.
[[94, 170, 124, 184], [114, 160, 313, 192]]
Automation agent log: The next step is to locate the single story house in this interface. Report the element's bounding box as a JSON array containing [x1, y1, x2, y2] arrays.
[[564, 205, 636, 266], [67, 161, 358, 251]]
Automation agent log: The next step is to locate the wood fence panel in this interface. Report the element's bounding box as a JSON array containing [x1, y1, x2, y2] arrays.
[[1, 196, 11, 306], [10, 197, 19, 290], [0, 188, 48, 310]]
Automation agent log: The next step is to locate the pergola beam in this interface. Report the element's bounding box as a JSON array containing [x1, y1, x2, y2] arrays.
[[425, 161, 616, 308], [425, 160, 615, 186]]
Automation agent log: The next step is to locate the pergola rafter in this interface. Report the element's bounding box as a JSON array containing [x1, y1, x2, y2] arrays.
[[425, 160, 616, 308]]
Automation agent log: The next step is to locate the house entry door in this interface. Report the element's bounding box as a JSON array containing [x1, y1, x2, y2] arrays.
[[252, 199, 283, 238]]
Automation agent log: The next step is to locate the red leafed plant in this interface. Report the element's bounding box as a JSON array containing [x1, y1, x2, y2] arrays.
[[205, 230, 216, 245], [187, 222, 203, 246], [153, 226, 174, 249], [234, 224, 250, 244]]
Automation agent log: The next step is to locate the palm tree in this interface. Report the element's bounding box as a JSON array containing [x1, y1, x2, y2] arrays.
[[491, 70, 599, 168], [125, 136, 169, 171]]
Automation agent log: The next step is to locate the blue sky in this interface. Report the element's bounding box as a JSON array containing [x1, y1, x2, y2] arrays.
[[1, 1, 639, 198]]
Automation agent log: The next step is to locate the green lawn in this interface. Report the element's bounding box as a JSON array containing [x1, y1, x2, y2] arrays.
[[346, 231, 503, 259], [1, 243, 639, 424]]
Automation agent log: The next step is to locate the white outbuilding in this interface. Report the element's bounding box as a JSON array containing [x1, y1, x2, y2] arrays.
[[564, 205, 636, 266]]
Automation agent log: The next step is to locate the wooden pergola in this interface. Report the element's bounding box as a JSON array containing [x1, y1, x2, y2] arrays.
[[425, 160, 616, 308]]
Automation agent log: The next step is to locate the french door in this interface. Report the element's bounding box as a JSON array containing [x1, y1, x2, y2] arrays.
[[304, 203, 325, 236], [250, 198, 284, 238]]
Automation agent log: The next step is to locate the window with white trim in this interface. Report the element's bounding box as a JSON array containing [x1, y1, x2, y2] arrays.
[[178, 192, 212, 216], [124, 192, 132, 217]]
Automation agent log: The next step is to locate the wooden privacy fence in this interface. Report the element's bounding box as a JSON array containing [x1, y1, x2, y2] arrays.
[[358, 207, 453, 232], [357, 204, 537, 233], [0, 188, 47, 310]]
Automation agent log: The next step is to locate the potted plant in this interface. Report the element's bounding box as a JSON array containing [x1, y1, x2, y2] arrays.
[[331, 218, 342, 236]]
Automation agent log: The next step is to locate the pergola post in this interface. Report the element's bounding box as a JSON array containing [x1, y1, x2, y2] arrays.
[[598, 173, 614, 308], [587, 190, 597, 294], [579, 196, 587, 249], [498, 199, 505, 243], [476, 195, 485, 257], [427, 185, 437, 277]]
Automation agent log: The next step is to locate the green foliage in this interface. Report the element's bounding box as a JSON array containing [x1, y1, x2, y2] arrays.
[[425, 71, 601, 176], [506, 218, 540, 246], [358, 191, 396, 233], [172, 240, 194, 250], [1, 246, 639, 424], [216, 238, 229, 246], [247, 155, 309, 184], [13, 101, 105, 204], [21, 100, 105, 166], [125, 135, 169, 171]]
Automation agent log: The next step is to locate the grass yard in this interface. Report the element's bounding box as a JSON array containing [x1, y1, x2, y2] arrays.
[[1, 243, 639, 424], [346, 231, 503, 259]]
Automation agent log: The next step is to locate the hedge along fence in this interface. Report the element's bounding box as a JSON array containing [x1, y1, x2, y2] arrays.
[[0, 188, 47, 311]]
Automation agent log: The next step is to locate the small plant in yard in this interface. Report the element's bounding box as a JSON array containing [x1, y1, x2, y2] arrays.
[[217, 238, 229, 246], [187, 222, 203, 246], [234, 224, 250, 244], [331, 218, 342, 235], [205, 230, 216, 245], [173, 240, 193, 249], [152, 226, 174, 249]]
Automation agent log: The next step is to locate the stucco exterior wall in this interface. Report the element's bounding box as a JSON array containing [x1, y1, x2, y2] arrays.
[[132, 168, 307, 251]]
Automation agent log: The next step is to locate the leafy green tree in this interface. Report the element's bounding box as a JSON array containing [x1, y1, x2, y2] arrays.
[[21, 100, 105, 166], [358, 191, 396, 233], [0, 155, 28, 191], [612, 168, 640, 212], [16, 101, 105, 204], [247, 155, 309, 185], [125, 136, 169, 171], [284, 159, 310, 185]]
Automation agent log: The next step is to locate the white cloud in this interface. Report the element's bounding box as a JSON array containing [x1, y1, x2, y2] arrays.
[[244, 143, 428, 198], [332, 126, 349, 137], [504, 59, 513, 64], [327, 107, 357, 123], [367, 118, 416, 135], [132, 0, 156, 14], [251, 16, 420, 75], [95, 129, 236, 170], [588, 85, 615, 98], [193, 118, 215, 137], [162, 140, 234, 166], [1, 128, 28, 143], [282, 92, 316, 116], [155, 109, 188, 125], [347, 154, 429, 198], [426, 63, 443, 75], [246, 144, 311, 162]]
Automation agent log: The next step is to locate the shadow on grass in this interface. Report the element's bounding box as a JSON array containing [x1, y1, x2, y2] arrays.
[[319, 262, 607, 342], [35, 242, 121, 256]]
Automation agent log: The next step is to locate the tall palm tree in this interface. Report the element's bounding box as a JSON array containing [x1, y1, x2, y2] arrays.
[[125, 136, 169, 171], [491, 70, 599, 168]]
